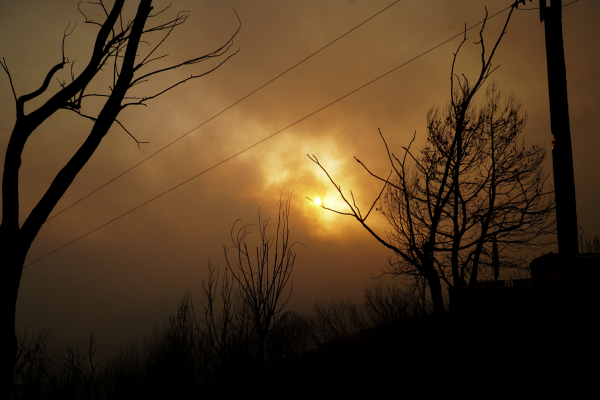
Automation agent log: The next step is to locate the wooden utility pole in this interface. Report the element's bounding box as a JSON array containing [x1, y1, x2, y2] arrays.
[[540, 0, 579, 265]]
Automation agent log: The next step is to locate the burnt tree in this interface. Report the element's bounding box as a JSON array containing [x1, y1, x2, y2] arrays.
[[309, 5, 555, 315], [1, 0, 239, 392]]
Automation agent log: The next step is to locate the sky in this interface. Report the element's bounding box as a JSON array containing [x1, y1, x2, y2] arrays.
[[1, 0, 599, 361]]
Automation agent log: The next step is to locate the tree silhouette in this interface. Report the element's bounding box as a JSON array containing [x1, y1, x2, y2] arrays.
[[309, 5, 555, 315], [223, 192, 303, 370], [198, 193, 304, 375], [1, 0, 239, 392]]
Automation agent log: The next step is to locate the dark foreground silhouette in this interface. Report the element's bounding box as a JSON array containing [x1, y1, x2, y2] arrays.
[[12, 280, 598, 399]]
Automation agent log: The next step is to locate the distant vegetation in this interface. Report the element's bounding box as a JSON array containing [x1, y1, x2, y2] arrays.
[[11, 281, 431, 399], [11, 194, 445, 398]]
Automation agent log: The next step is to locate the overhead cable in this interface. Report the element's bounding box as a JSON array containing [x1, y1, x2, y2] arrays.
[[46, 0, 403, 222], [26, 2, 516, 267]]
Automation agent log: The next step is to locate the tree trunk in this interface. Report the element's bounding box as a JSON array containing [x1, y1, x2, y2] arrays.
[[1, 232, 26, 398], [257, 332, 266, 370], [426, 272, 445, 317]]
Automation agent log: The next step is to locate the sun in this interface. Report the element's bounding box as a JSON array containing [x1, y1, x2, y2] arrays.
[[314, 197, 323, 206]]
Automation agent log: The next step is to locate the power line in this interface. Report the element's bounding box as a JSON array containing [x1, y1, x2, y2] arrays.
[[25, 3, 516, 268], [45, 0, 403, 222]]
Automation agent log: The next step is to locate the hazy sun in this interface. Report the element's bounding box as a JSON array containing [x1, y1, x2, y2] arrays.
[[314, 197, 323, 206]]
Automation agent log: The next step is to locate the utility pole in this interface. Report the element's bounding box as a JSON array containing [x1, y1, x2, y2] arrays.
[[540, 0, 579, 267]]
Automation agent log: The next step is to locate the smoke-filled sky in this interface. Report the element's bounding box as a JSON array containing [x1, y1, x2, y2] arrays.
[[1, 0, 598, 360]]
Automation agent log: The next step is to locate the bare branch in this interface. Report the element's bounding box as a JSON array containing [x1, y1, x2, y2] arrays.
[[78, 1, 103, 27], [114, 119, 150, 148], [148, 1, 173, 18], [305, 197, 355, 217], [62, 22, 77, 62], [18, 61, 67, 109], [364, 170, 392, 221], [0, 58, 18, 102], [124, 47, 239, 108], [138, 10, 188, 68]]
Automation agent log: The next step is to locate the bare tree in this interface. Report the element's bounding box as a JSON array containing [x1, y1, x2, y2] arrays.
[[310, 297, 365, 347], [578, 227, 600, 254], [266, 311, 311, 362], [308, 5, 555, 315], [1, 0, 239, 391], [224, 192, 304, 369], [197, 260, 241, 379], [12, 329, 98, 399]]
